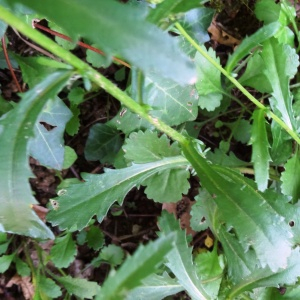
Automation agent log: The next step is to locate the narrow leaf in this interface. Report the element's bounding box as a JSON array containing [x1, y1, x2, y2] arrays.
[[96, 233, 175, 300], [0, 71, 72, 239], [250, 109, 272, 191], [226, 22, 281, 73], [281, 152, 300, 202], [182, 140, 293, 271], [11, 0, 196, 84], [158, 211, 210, 300], [261, 38, 299, 130], [47, 156, 188, 231], [127, 273, 184, 300]]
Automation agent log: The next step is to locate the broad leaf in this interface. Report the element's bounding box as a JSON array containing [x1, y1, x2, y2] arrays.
[[0, 71, 71, 239], [11, 0, 196, 84], [195, 47, 223, 111], [158, 211, 210, 300], [255, 0, 280, 24], [127, 273, 184, 300], [194, 246, 224, 299], [47, 156, 188, 231], [99, 244, 124, 267], [55, 275, 98, 299], [206, 149, 247, 167], [261, 38, 299, 130], [96, 233, 175, 300], [123, 131, 190, 202], [0, 254, 14, 273], [226, 22, 281, 73], [238, 52, 272, 93], [281, 152, 300, 202], [86, 225, 104, 251], [50, 233, 77, 268], [182, 140, 293, 271], [250, 109, 272, 191], [29, 97, 72, 170], [38, 276, 62, 299], [84, 123, 123, 164]]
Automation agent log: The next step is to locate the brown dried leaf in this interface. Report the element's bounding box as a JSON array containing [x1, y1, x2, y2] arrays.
[[6, 275, 34, 300]]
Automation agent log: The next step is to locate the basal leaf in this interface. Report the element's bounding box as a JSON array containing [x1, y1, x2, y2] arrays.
[[250, 109, 272, 191], [226, 22, 281, 73], [261, 38, 299, 130], [96, 233, 175, 300], [127, 273, 184, 300], [47, 156, 188, 231], [99, 244, 124, 267], [55, 275, 98, 299], [0, 71, 71, 239], [0, 254, 14, 273], [281, 152, 300, 202], [255, 0, 280, 24], [183, 140, 293, 271], [29, 97, 72, 170], [11, 0, 196, 84], [38, 276, 62, 299], [84, 123, 123, 164], [50, 233, 77, 268], [158, 211, 210, 300], [86, 225, 104, 251], [198, 93, 223, 112]]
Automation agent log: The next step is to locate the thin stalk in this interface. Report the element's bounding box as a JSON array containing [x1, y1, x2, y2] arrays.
[[175, 22, 300, 145], [0, 6, 187, 145]]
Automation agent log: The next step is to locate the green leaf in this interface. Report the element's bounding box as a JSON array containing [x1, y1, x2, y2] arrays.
[[96, 233, 175, 300], [48, 21, 77, 50], [0, 71, 71, 239], [56, 275, 98, 299], [255, 0, 280, 24], [99, 244, 124, 266], [238, 52, 272, 93], [47, 156, 188, 231], [123, 130, 181, 164], [195, 47, 223, 111], [0, 254, 14, 273], [14, 256, 31, 277], [261, 38, 299, 130], [86, 44, 109, 68], [182, 140, 293, 272], [138, 73, 198, 126], [12, 0, 196, 84], [62, 146, 77, 169], [127, 272, 184, 300], [250, 109, 272, 191], [226, 22, 281, 73], [84, 123, 123, 164], [15, 55, 71, 88], [50, 233, 77, 268], [124, 131, 190, 202], [206, 149, 247, 167], [86, 225, 104, 251], [29, 97, 72, 170], [194, 246, 224, 299], [158, 211, 210, 300], [228, 247, 300, 299], [281, 152, 300, 202], [38, 276, 62, 298]]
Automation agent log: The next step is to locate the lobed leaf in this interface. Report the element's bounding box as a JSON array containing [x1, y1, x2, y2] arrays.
[[0, 71, 72, 239], [10, 0, 196, 84], [47, 156, 188, 231], [96, 233, 175, 300]]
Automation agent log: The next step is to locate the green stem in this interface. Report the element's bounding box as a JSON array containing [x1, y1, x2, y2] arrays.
[[0, 6, 187, 145], [175, 22, 300, 145]]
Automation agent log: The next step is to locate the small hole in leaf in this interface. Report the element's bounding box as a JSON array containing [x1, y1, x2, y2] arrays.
[[289, 220, 295, 227], [40, 121, 56, 131]]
